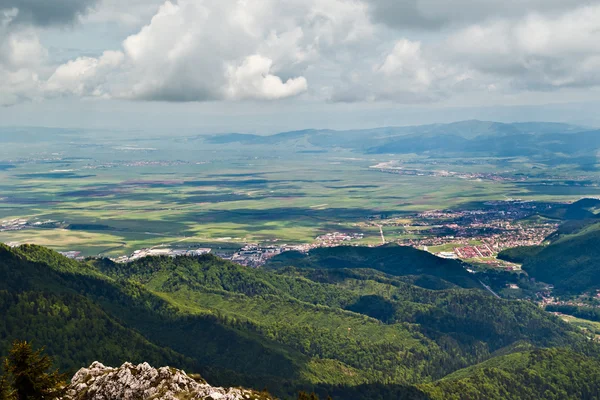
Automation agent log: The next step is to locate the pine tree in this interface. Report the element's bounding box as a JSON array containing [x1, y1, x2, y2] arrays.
[[5, 341, 66, 400], [0, 371, 14, 400]]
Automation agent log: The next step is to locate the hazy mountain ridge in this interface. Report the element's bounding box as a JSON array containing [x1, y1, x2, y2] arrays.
[[203, 120, 593, 158]]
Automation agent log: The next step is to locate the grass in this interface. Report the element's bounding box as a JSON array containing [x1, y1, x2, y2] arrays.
[[558, 314, 600, 337]]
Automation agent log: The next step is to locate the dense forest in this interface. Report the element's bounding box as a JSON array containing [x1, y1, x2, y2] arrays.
[[519, 222, 600, 294], [265, 244, 480, 289], [422, 348, 600, 400], [0, 243, 599, 399], [497, 245, 544, 264]]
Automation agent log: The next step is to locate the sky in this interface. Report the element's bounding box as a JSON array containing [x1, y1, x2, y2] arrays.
[[1, 0, 600, 134]]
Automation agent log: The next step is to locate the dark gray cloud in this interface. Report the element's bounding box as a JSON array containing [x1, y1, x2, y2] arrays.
[[364, 1, 443, 30], [0, 0, 98, 26], [364, 0, 598, 30]]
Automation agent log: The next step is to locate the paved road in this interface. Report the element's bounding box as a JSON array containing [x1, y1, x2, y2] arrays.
[[479, 280, 501, 299]]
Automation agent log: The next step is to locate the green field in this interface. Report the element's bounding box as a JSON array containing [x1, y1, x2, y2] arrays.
[[1, 126, 599, 256]]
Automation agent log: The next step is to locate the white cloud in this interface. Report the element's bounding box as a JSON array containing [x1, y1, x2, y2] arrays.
[[225, 55, 308, 100], [0, 67, 41, 106], [50, 0, 375, 103], [445, 5, 600, 90], [45, 50, 123, 97], [110, 0, 314, 101], [331, 2, 600, 102], [2, 0, 600, 107], [330, 38, 474, 103], [0, 13, 46, 105]]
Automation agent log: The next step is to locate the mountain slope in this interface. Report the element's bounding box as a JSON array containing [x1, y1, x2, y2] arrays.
[[0, 243, 596, 399], [422, 348, 600, 400], [0, 244, 199, 373], [0, 244, 324, 391], [520, 222, 600, 294]]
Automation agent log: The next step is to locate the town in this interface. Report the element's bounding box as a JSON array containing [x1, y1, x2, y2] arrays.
[[377, 200, 560, 262]]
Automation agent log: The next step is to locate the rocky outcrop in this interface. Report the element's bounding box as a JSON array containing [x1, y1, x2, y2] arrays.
[[65, 361, 274, 400]]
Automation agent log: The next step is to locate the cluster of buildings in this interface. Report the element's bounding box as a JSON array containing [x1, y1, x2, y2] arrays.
[[454, 244, 494, 259], [113, 247, 212, 263], [371, 164, 524, 182], [58, 251, 84, 260], [228, 245, 284, 267], [315, 232, 364, 244], [224, 231, 367, 268], [396, 201, 561, 260], [226, 243, 315, 267], [541, 290, 600, 308], [0, 218, 59, 232], [0, 218, 28, 232]]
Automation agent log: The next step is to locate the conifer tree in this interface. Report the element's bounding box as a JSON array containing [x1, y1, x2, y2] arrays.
[[4, 341, 65, 400], [0, 371, 14, 400]]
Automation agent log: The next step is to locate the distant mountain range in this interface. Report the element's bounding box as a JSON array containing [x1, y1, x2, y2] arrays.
[[202, 120, 600, 163]]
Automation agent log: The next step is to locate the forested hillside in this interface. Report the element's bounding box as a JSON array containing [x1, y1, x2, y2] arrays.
[[0, 243, 598, 399], [265, 244, 479, 289], [421, 348, 600, 400], [520, 222, 600, 294]]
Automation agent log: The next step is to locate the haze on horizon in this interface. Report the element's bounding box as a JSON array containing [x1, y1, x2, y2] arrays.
[[1, 0, 600, 133]]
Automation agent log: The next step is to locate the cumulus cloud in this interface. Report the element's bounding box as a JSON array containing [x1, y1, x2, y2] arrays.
[[225, 55, 308, 100], [0, 10, 46, 105], [330, 39, 474, 103], [51, 0, 373, 102], [45, 50, 124, 97], [331, 2, 600, 102], [110, 0, 378, 102], [445, 5, 600, 90], [0, 0, 98, 105], [2, 0, 600, 106]]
